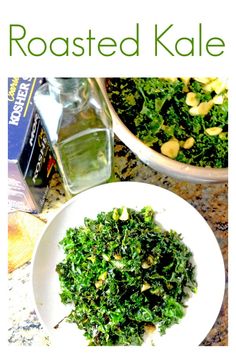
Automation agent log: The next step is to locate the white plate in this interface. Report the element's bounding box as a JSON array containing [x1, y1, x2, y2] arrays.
[[31, 181, 225, 347]]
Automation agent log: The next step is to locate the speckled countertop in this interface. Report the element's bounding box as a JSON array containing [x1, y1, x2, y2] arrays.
[[8, 139, 228, 346]]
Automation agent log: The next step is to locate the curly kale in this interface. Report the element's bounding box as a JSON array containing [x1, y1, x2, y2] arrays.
[[106, 78, 228, 168], [56, 206, 197, 346]]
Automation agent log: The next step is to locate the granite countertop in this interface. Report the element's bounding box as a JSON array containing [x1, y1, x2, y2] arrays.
[[8, 139, 228, 346]]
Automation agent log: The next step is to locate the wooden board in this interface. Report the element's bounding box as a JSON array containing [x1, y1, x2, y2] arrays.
[[8, 211, 46, 272]]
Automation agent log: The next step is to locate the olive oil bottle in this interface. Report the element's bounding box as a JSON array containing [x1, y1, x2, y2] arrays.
[[34, 78, 113, 198]]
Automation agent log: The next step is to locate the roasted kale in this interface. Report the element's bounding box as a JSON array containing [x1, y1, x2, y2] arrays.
[[56, 206, 197, 345], [106, 78, 228, 168]]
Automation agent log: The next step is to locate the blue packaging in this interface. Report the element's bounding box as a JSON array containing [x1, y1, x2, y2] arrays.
[[8, 77, 56, 213]]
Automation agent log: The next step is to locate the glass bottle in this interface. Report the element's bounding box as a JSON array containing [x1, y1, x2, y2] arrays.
[[34, 78, 114, 198]]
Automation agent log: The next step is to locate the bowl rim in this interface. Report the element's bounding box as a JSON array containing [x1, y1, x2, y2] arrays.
[[98, 78, 228, 184]]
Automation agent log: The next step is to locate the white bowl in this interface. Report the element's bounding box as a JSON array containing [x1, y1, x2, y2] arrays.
[[98, 79, 228, 184], [31, 181, 225, 347]]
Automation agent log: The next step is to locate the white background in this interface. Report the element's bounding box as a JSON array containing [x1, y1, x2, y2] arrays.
[[0, 0, 235, 353]]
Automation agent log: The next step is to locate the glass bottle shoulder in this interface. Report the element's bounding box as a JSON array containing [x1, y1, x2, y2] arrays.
[[34, 80, 113, 145]]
